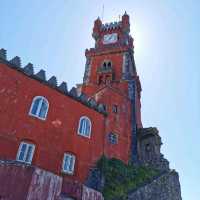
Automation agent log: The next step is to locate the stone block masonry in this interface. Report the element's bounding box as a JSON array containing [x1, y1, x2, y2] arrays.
[[128, 170, 182, 200]]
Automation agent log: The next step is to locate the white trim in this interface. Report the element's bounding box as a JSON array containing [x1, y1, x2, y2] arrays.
[[103, 33, 118, 44], [77, 116, 92, 138], [29, 96, 49, 120], [62, 153, 76, 175], [16, 142, 35, 164]]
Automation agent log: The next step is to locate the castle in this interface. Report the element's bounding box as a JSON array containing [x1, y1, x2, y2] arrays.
[[0, 12, 181, 200]]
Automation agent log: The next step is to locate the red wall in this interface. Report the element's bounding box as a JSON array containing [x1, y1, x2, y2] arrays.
[[82, 47, 142, 162], [0, 63, 105, 182], [96, 87, 132, 162]]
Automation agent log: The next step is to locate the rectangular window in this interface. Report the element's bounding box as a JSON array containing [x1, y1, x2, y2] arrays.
[[103, 104, 107, 112], [108, 133, 118, 144], [112, 105, 118, 113], [62, 153, 75, 174], [16, 142, 35, 164]]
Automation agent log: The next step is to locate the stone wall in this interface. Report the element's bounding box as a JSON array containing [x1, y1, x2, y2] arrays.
[[137, 127, 170, 172], [128, 170, 182, 200], [0, 161, 104, 200], [0, 160, 62, 200]]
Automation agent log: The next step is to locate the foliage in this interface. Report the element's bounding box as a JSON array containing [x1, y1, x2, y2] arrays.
[[96, 155, 160, 200]]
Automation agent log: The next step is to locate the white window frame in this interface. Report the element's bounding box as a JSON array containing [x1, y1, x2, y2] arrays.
[[29, 96, 49, 120], [78, 116, 92, 138], [16, 142, 35, 164], [62, 153, 76, 175]]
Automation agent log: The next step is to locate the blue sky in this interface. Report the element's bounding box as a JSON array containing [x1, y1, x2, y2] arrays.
[[0, 1, 199, 199]]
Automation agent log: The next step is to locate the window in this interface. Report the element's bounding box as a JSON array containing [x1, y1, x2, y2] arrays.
[[112, 105, 118, 113], [16, 142, 35, 164], [62, 153, 76, 174], [103, 62, 107, 69], [102, 104, 107, 112], [108, 133, 118, 144], [107, 61, 112, 68], [29, 96, 49, 120], [102, 60, 112, 70], [78, 116, 92, 138]]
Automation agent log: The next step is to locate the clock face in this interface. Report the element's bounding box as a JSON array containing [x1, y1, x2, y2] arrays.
[[103, 33, 118, 44]]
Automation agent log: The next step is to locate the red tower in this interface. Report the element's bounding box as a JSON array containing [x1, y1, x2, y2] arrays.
[[0, 12, 144, 199], [81, 12, 142, 162]]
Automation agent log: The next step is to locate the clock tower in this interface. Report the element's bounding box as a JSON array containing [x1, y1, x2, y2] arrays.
[[81, 12, 142, 162]]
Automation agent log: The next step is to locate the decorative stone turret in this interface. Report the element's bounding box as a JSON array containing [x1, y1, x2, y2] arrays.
[[137, 127, 170, 172], [10, 56, 21, 67], [92, 17, 102, 41], [48, 76, 58, 87], [58, 82, 68, 93], [35, 69, 46, 81], [0, 49, 7, 60], [23, 63, 34, 75], [122, 11, 130, 34]]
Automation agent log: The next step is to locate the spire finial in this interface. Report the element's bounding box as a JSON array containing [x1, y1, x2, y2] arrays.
[[101, 4, 104, 22]]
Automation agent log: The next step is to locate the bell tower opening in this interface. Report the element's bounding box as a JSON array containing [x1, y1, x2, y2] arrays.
[[97, 60, 114, 85], [83, 12, 137, 86]]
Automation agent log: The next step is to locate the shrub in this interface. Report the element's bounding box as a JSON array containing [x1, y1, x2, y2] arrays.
[[96, 155, 160, 200]]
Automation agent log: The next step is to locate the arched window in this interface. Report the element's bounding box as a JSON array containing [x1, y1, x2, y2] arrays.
[[103, 62, 107, 70], [102, 60, 112, 70], [107, 61, 112, 68], [16, 142, 35, 164], [29, 96, 49, 120], [78, 116, 92, 138]]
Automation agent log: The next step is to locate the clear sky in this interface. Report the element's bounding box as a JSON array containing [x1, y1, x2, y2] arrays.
[[0, 1, 199, 199]]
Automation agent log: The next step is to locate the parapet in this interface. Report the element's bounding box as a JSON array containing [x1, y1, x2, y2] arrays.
[[92, 12, 130, 40], [101, 21, 122, 31], [0, 48, 107, 115]]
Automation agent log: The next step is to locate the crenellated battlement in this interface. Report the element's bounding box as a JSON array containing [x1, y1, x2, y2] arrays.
[[101, 21, 122, 31], [91, 12, 132, 51], [0, 48, 107, 115]]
